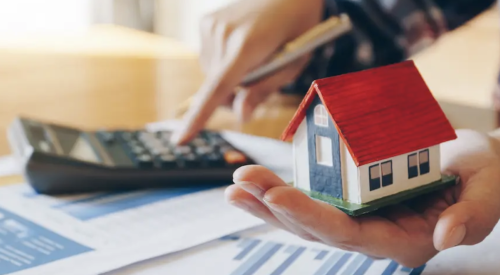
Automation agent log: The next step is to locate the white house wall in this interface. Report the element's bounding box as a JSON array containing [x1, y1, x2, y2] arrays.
[[293, 118, 311, 191], [358, 145, 441, 203], [340, 139, 360, 204]]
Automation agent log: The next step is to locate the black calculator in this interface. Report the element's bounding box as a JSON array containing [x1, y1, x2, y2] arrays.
[[7, 116, 254, 194]]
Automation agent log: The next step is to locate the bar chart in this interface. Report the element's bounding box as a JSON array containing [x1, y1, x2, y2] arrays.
[[225, 235, 425, 275], [109, 227, 428, 275]]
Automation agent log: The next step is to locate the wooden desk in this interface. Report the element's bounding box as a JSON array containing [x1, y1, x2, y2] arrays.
[[1, 9, 499, 186], [0, 25, 301, 186], [413, 8, 500, 132]]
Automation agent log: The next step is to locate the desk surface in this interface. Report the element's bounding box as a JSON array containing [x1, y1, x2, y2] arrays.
[[1, 9, 499, 186]]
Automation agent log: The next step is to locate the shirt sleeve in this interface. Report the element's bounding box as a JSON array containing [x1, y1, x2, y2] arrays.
[[281, 0, 497, 94]]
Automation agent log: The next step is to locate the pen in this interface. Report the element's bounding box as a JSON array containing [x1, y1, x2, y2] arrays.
[[174, 14, 352, 117]]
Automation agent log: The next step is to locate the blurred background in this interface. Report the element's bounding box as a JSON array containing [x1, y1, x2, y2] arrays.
[[0, 0, 233, 51], [0, 0, 499, 157]]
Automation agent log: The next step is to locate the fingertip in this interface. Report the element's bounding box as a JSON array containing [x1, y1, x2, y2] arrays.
[[224, 184, 240, 202], [225, 185, 254, 211], [233, 165, 273, 182], [170, 126, 193, 146], [434, 222, 466, 251], [433, 204, 471, 251], [169, 131, 182, 146]]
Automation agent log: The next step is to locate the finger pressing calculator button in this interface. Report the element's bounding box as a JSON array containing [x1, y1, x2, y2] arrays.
[[223, 150, 248, 165]]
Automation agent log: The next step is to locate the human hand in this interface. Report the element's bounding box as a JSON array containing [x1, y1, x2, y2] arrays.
[[225, 129, 500, 267], [171, 0, 323, 145]]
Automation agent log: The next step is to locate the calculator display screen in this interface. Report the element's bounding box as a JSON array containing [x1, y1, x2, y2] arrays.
[[53, 128, 100, 163]]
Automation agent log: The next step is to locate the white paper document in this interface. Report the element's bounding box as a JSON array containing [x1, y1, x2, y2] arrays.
[[0, 124, 294, 275], [0, 155, 20, 177], [0, 184, 266, 275], [106, 223, 500, 275]]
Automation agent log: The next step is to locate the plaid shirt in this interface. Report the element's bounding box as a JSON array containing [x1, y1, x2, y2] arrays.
[[284, 0, 497, 94]]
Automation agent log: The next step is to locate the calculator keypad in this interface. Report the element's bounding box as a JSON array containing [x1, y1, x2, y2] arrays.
[[100, 130, 250, 169]]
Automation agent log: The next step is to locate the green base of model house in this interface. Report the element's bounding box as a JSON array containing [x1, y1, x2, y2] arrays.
[[297, 175, 457, 216]]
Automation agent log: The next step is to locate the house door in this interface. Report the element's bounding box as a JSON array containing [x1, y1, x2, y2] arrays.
[[306, 96, 343, 199]]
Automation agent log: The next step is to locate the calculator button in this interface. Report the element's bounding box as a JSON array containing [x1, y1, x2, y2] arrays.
[[130, 145, 146, 155], [158, 154, 177, 168], [182, 153, 200, 167], [143, 140, 163, 151], [138, 132, 155, 142], [136, 154, 154, 168], [137, 154, 152, 161], [223, 150, 248, 165], [175, 146, 192, 155], [120, 132, 134, 141], [191, 137, 207, 147], [99, 131, 116, 144], [196, 146, 213, 155], [150, 146, 171, 156], [207, 133, 226, 144], [205, 153, 225, 167]]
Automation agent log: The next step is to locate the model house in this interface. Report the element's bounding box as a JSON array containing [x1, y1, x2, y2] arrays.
[[281, 60, 457, 207]]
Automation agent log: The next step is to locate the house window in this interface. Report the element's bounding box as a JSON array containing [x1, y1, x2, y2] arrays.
[[408, 149, 431, 178], [381, 161, 393, 186], [314, 104, 328, 127], [419, 149, 430, 175], [315, 135, 333, 166], [408, 153, 418, 179], [369, 164, 381, 191]]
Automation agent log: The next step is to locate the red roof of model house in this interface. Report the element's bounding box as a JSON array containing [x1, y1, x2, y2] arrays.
[[281, 60, 457, 166]]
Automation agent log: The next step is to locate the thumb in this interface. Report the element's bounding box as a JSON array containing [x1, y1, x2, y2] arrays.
[[433, 167, 500, 251], [435, 130, 500, 251]]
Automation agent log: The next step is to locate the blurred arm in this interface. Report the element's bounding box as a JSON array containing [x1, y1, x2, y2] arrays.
[[283, 0, 497, 94]]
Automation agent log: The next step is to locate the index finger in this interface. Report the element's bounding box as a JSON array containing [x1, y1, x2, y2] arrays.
[[170, 59, 246, 145]]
